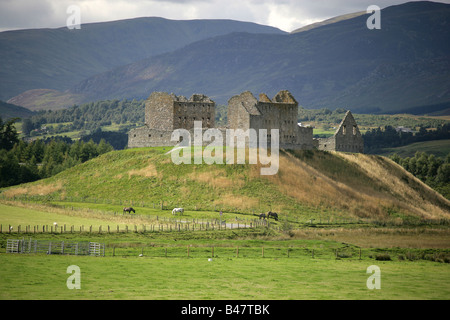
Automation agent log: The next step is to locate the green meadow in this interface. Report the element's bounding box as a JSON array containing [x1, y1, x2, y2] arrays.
[[1, 201, 450, 300], [1, 252, 449, 300]]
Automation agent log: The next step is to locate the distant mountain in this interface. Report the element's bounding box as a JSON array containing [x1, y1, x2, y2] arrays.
[[290, 11, 366, 34], [54, 1, 449, 113], [7, 1, 450, 114], [0, 100, 34, 120], [0, 17, 285, 102]]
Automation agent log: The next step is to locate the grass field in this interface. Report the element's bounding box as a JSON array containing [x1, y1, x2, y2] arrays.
[[376, 139, 450, 158], [1, 146, 450, 301], [1, 252, 449, 300], [1, 201, 450, 300]]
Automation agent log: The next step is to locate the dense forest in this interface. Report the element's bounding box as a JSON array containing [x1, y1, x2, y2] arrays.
[[391, 152, 450, 199], [0, 117, 113, 188]]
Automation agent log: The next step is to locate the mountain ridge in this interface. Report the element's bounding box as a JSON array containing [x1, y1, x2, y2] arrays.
[[6, 1, 450, 114], [0, 17, 285, 102]]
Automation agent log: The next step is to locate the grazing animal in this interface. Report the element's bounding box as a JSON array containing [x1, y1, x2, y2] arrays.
[[172, 208, 184, 215], [267, 211, 279, 221], [259, 213, 266, 220], [123, 207, 135, 214]]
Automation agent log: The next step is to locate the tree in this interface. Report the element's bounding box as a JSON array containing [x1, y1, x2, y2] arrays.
[[21, 118, 35, 136], [0, 116, 19, 150], [436, 163, 450, 184]]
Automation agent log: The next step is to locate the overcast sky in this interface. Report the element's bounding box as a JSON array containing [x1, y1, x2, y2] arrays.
[[1, 0, 450, 33]]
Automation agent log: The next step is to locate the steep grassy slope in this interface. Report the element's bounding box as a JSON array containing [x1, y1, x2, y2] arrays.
[[2, 147, 449, 222]]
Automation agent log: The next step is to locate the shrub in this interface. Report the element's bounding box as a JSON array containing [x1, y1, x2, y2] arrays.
[[375, 253, 391, 261]]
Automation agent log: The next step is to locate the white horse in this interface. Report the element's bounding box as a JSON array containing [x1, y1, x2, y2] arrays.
[[172, 208, 184, 215]]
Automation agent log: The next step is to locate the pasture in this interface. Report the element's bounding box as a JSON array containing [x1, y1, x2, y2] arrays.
[[1, 200, 450, 300], [1, 253, 450, 300]]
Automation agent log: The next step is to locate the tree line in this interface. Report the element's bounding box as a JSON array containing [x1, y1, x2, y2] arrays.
[[298, 107, 448, 129], [21, 99, 145, 136], [390, 151, 450, 199], [363, 124, 450, 153], [0, 117, 113, 188]]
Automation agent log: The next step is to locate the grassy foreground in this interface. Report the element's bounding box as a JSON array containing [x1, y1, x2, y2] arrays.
[[1, 201, 450, 300], [1, 253, 449, 300]]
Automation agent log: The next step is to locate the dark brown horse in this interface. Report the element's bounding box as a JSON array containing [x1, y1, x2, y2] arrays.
[[267, 211, 278, 221], [123, 207, 135, 214]]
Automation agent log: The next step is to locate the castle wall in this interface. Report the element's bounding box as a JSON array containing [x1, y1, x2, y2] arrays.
[[128, 127, 176, 148], [128, 126, 228, 148], [145, 92, 175, 130], [130, 90, 363, 153], [227, 92, 256, 131], [172, 98, 215, 130], [317, 136, 336, 152], [317, 111, 364, 153]]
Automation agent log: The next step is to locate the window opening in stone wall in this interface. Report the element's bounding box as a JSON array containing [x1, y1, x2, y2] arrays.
[[343, 125, 347, 135], [353, 125, 357, 135]]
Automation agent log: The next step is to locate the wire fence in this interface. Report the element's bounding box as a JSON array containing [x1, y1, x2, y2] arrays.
[[0, 218, 267, 235]]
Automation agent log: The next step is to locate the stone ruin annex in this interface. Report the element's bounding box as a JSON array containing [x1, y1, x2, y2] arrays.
[[128, 90, 364, 153]]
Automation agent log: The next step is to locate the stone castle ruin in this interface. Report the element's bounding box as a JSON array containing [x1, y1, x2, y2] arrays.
[[317, 110, 364, 153], [128, 90, 363, 153], [128, 92, 215, 148]]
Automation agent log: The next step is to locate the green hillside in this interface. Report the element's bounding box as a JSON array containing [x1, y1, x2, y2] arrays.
[[0, 100, 34, 119], [2, 147, 449, 223]]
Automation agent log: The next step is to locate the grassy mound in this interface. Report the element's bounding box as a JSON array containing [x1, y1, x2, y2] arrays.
[[2, 147, 449, 222]]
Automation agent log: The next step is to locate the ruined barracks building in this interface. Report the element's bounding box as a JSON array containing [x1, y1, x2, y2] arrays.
[[317, 110, 364, 153], [128, 90, 364, 153]]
